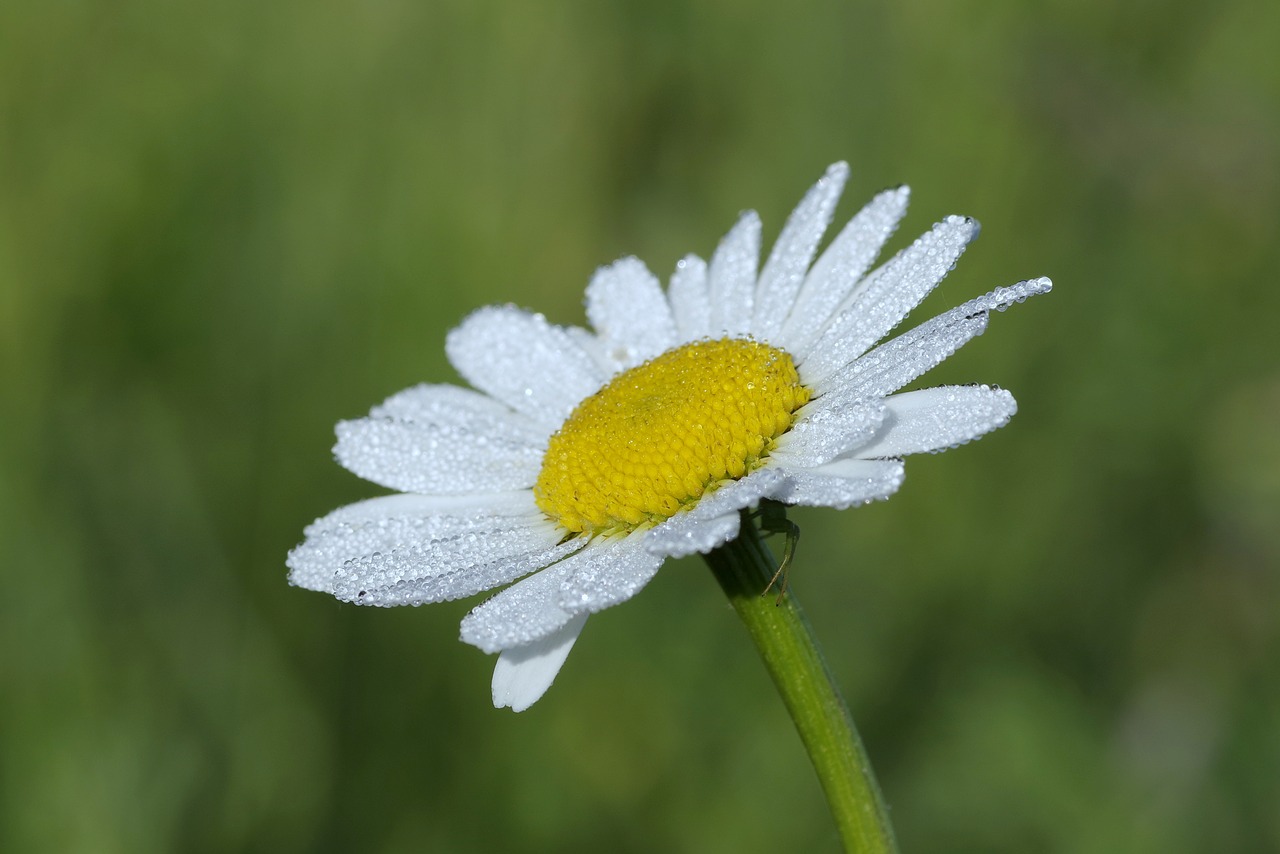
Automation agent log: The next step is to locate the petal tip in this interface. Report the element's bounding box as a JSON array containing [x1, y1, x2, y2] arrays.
[[488, 615, 588, 711]]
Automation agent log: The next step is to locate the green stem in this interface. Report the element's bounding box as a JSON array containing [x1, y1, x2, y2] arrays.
[[703, 511, 898, 854]]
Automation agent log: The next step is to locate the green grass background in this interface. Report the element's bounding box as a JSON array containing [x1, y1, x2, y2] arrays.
[[2, 1, 1277, 851]]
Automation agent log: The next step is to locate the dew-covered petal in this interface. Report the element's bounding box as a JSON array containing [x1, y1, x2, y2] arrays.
[[563, 326, 618, 375], [708, 211, 761, 336], [370, 383, 535, 432], [298, 490, 535, 534], [461, 545, 600, 653], [445, 305, 605, 429], [668, 254, 711, 343], [642, 469, 787, 559], [752, 162, 849, 341], [772, 458, 906, 509], [689, 468, 788, 521], [335, 384, 546, 494], [799, 216, 981, 381], [778, 185, 910, 354], [332, 402, 542, 494], [491, 613, 588, 712], [585, 257, 679, 368], [462, 537, 664, 649], [817, 314, 989, 403], [331, 524, 583, 607], [770, 400, 885, 468], [856, 385, 1017, 458], [286, 492, 538, 593], [815, 277, 1052, 401], [645, 511, 741, 559], [560, 535, 663, 615]]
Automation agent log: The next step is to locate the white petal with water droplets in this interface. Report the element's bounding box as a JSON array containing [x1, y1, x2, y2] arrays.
[[857, 385, 1017, 458], [708, 211, 760, 336], [300, 490, 535, 532], [334, 416, 543, 495], [560, 536, 663, 614], [371, 383, 537, 434], [562, 325, 619, 376], [752, 162, 849, 341], [334, 384, 546, 493], [800, 216, 980, 380], [779, 186, 911, 353], [772, 458, 906, 509], [445, 306, 605, 429], [645, 511, 741, 559], [771, 400, 885, 468], [491, 614, 588, 712], [586, 257, 679, 369], [331, 527, 582, 607], [461, 547, 598, 653], [689, 468, 788, 521], [815, 277, 1052, 401], [817, 313, 989, 403], [350, 384, 550, 491], [640, 469, 785, 560], [286, 492, 538, 593], [668, 254, 711, 342]]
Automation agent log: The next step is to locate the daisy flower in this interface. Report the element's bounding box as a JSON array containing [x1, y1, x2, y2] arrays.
[[288, 162, 1050, 712]]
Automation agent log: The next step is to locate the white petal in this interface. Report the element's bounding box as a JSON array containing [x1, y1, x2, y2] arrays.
[[445, 306, 605, 429], [855, 385, 1017, 458], [640, 469, 788, 559], [491, 614, 588, 712], [777, 185, 911, 354], [334, 416, 543, 495], [815, 277, 1052, 401], [800, 216, 981, 381], [668, 254, 711, 342], [330, 525, 583, 607], [773, 458, 905, 509], [585, 257, 679, 368], [286, 492, 538, 593], [708, 211, 761, 337], [752, 162, 849, 341], [335, 384, 546, 494], [563, 326, 621, 376], [687, 467, 788, 521], [771, 400, 886, 468], [372, 383, 536, 432], [817, 313, 989, 403], [300, 490, 535, 530], [460, 550, 582, 652], [560, 535, 663, 614], [645, 511, 741, 559]]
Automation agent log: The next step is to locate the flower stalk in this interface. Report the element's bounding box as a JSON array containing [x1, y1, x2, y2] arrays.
[[703, 507, 898, 854]]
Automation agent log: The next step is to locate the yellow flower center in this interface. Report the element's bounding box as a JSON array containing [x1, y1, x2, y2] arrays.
[[535, 338, 811, 535]]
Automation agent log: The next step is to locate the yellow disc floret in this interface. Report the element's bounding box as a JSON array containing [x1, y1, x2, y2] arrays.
[[535, 338, 811, 535]]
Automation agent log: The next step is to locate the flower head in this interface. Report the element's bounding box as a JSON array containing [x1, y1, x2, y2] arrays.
[[288, 162, 1051, 711]]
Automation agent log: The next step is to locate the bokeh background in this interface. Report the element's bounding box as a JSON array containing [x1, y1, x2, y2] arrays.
[[2, 1, 1277, 851]]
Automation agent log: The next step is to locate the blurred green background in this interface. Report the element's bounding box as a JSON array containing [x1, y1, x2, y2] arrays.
[[2, 0, 1277, 851]]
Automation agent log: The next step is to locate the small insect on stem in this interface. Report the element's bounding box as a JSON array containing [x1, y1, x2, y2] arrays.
[[754, 498, 800, 605]]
